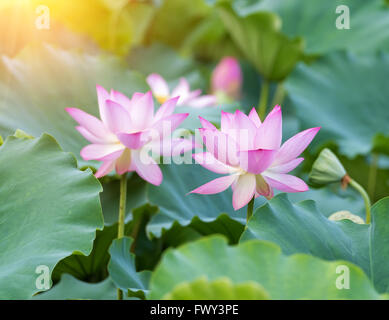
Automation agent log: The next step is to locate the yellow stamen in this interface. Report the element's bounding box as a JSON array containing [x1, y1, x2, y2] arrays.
[[156, 95, 169, 104]]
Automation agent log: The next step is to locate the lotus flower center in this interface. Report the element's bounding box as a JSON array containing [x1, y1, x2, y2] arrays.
[[156, 95, 169, 104]]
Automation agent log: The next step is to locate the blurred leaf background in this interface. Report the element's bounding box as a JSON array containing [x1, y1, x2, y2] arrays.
[[1, 0, 387, 199]]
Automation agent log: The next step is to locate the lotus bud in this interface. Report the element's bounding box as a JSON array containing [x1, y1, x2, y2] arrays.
[[309, 148, 346, 185], [211, 57, 242, 101]]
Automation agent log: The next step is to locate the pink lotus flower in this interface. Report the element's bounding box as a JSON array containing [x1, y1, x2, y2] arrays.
[[147, 73, 217, 108], [211, 57, 242, 100], [190, 106, 320, 210], [66, 85, 192, 185]]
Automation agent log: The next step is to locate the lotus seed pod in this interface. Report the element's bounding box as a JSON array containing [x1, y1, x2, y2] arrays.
[[309, 148, 346, 185], [328, 210, 365, 224]]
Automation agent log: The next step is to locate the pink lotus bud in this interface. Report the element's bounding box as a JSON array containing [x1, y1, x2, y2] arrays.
[[211, 57, 242, 100]]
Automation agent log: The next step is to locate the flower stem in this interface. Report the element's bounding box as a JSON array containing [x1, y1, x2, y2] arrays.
[[349, 178, 371, 224], [368, 153, 379, 200], [117, 173, 127, 300], [258, 79, 270, 119], [271, 82, 285, 107], [246, 197, 255, 224], [117, 173, 127, 239]]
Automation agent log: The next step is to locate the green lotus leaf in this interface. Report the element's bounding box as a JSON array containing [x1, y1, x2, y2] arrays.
[[32, 274, 120, 300], [163, 277, 269, 300], [150, 236, 385, 299], [285, 51, 389, 158], [51, 222, 132, 283], [254, 0, 389, 55], [0, 133, 103, 299], [241, 194, 389, 293], [108, 237, 151, 298]]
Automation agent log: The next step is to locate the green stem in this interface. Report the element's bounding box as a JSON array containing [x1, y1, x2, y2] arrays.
[[117, 173, 127, 239], [117, 287, 123, 301], [349, 178, 371, 224], [258, 80, 270, 119], [367, 153, 379, 200], [130, 215, 143, 254], [271, 82, 285, 107], [117, 173, 127, 300], [246, 197, 255, 224]]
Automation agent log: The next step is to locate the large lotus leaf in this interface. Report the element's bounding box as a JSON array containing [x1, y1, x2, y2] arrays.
[[241, 194, 389, 293], [108, 237, 151, 298], [33, 274, 118, 300], [217, 5, 304, 81], [51, 222, 133, 283], [163, 277, 269, 300], [149, 236, 385, 299], [285, 52, 389, 158], [0, 45, 147, 167], [58, 203, 159, 277], [252, 0, 389, 55], [0, 134, 103, 299]]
